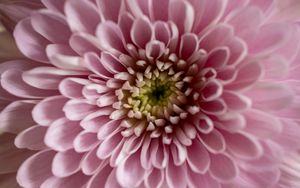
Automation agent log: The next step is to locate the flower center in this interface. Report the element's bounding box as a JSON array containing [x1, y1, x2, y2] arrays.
[[110, 54, 204, 138], [137, 77, 173, 106]]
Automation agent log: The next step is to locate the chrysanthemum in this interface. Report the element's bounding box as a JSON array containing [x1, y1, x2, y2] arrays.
[[1, 0, 300, 187]]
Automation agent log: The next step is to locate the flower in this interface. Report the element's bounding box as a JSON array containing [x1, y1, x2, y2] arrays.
[[280, 151, 300, 187], [1, 0, 300, 187]]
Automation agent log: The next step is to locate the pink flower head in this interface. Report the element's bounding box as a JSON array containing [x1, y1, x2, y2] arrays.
[[1, 0, 300, 187]]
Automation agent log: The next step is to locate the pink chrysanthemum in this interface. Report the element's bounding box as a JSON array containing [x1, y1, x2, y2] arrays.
[[1, 0, 300, 187]]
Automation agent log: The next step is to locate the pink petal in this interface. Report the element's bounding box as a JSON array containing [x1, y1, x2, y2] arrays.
[[45, 118, 82, 151], [32, 96, 68, 126], [150, 139, 168, 169], [140, 136, 152, 169], [97, 131, 123, 159], [14, 18, 49, 63], [168, 0, 194, 34], [81, 144, 103, 175], [205, 47, 230, 68], [222, 91, 251, 111], [249, 0, 275, 13], [170, 139, 187, 166], [131, 16, 153, 49], [1, 69, 58, 98], [86, 165, 112, 188], [153, 21, 171, 46], [97, 120, 121, 140], [149, 0, 169, 21], [193, 114, 214, 134], [100, 52, 126, 74], [73, 131, 98, 152], [84, 52, 113, 79], [166, 157, 187, 188], [69, 33, 101, 56], [123, 134, 145, 154], [41, 0, 65, 14], [215, 113, 246, 132], [201, 79, 223, 101], [46, 44, 88, 71], [179, 33, 198, 60], [96, 0, 122, 22], [193, 0, 227, 34], [273, 119, 300, 150], [125, 0, 150, 18], [262, 55, 289, 79], [199, 24, 233, 52], [223, 132, 263, 159], [145, 40, 166, 60], [52, 149, 84, 177], [175, 127, 192, 146], [245, 82, 294, 111], [145, 168, 164, 188], [15, 125, 47, 150], [41, 172, 89, 188], [228, 62, 263, 90], [0, 59, 36, 75], [198, 129, 225, 154], [187, 170, 220, 188], [96, 21, 126, 55], [80, 109, 112, 133], [116, 151, 146, 187], [63, 99, 97, 121], [247, 23, 291, 56], [17, 150, 56, 188], [31, 10, 71, 44], [200, 99, 227, 115], [59, 78, 90, 99], [209, 153, 238, 182], [65, 0, 101, 33], [225, 37, 247, 66], [187, 139, 210, 174], [0, 100, 36, 134], [225, 6, 263, 37], [244, 109, 283, 139], [118, 13, 134, 43], [105, 169, 123, 188], [23, 67, 85, 90]]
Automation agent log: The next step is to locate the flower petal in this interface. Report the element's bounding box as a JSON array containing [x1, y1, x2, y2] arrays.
[[65, 0, 101, 33], [17, 150, 56, 188], [131, 16, 153, 49], [198, 129, 225, 154], [209, 154, 238, 182], [223, 132, 263, 159], [244, 109, 283, 139], [31, 10, 71, 44], [63, 99, 97, 121], [45, 118, 82, 151], [187, 139, 210, 174], [52, 149, 84, 177], [96, 0, 122, 22], [116, 152, 145, 187], [168, 0, 194, 34], [245, 82, 294, 111], [0, 100, 36, 133], [1, 69, 58, 98], [73, 131, 98, 153], [41, 172, 89, 188], [96, 21, 126, 55], [15, 125, 47, 150], [14, 18, 49, 63]]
